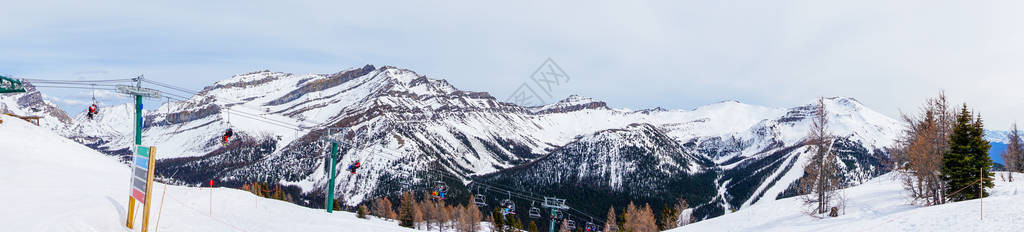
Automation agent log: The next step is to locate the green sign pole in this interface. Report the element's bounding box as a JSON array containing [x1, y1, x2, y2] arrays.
[[326, 142, 337, 213], [549, 209, 556, 232], [136, 94, 142, 145]]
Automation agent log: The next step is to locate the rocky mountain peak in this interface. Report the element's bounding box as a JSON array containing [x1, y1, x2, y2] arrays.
[[531, 94, 609, 114]]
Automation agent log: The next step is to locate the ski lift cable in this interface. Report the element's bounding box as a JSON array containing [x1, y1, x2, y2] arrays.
[[163, 94, 308, 131], [31, 85, 120, 93], [162, 95, 304, 131], [21, 78, 135, 83], [142, 79, 331, 127], [25, 82, 121, 87], [446, 172, 605, 223], [424, 170, 549, 203]]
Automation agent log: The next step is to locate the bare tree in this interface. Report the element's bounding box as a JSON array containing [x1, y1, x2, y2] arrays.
[[373, 197, 396, 220], [603, 207, 617, 232], [459, 196, 482, 232], [639, 204, 659, 232], [798, 97, 843, 216], [894, 92, 953, 205], [1001, 124, 1023, 182]]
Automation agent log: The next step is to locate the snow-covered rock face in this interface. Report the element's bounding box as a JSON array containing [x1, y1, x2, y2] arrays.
[[54, 65, 905, 221], [529, 94, 609, 114], [0, 83, 72, 131]]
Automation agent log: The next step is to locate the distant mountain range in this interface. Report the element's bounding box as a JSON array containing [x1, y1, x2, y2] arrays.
[[3, 65, 1009, 224]]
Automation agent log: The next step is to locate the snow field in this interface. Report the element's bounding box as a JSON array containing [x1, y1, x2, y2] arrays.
[[672, 171, 1024, 232], [0, 115, 416, 232]]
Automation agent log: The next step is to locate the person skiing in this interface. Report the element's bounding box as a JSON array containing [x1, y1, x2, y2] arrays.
[[222, 128, 233, 145], [346, 161, 361, 174], [87, 104, 98, 120]]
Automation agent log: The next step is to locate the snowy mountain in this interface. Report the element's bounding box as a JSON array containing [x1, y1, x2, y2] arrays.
[[49, 65, 906, 224], [0, 114, 418, 232], [478, 97, 900, 221], [0, 82, 72, 130], [477, 123, 719, 224]]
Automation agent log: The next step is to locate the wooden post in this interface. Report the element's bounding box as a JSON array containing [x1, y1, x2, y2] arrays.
[[979, 167, 983, 220], [155, 182, 169, 232], [126, 197, 136, 228], [141, 147, 157, 232]]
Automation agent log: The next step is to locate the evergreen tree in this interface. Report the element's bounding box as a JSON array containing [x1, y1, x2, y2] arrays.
[[528, 221, 539, 232], [491, 207, 505, 232], [658, 204, 677, 230], [511, 216, 523, 231], [941, 105, 994, 201], [357, 204, 368, 219]]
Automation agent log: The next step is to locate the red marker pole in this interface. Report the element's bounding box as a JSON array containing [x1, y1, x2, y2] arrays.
[[209, 180, 214, 216]]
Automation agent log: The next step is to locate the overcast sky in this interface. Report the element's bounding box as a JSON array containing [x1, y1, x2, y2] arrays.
[[2, 0, 1022, 130]]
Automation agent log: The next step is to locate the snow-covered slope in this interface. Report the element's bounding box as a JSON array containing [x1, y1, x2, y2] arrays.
[[0, 114, 416, 231], [672, 171, 1024, 232]]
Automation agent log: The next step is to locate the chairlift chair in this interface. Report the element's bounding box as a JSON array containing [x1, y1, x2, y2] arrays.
[[567, 219, 576, 230], [474, 194, 486, 206], [472, 186, 487, 206], [528, 201, 542, 219]]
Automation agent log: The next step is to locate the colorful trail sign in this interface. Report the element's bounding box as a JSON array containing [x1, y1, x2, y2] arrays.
[[126, 145, 156, 232]]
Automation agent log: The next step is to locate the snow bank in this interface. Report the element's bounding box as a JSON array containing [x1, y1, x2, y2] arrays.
[[0, 115, 415, 232], [672, 172, 1024, 232]]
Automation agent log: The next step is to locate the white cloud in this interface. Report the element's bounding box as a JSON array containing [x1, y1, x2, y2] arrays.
[[3, 0, 1023, 129]]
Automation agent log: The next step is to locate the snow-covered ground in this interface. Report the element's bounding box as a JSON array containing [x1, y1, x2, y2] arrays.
[[674, 171, 1024, 232], [0, 115, 416, 232]]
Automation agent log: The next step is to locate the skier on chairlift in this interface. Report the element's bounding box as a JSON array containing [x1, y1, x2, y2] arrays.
[[432, 184, 448, 200], [87, 104, 98, 120], [501, 200, 516, 216], [222, 128, 233, 145], [346, 160, 361, 174]]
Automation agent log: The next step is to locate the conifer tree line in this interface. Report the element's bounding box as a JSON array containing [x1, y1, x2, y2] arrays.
[[893, 92, 997, 205], [353, 190, 693, 232], [596, 198, 690, 232], [363, 192, 484, 232], [243, 181, 295, 203]]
